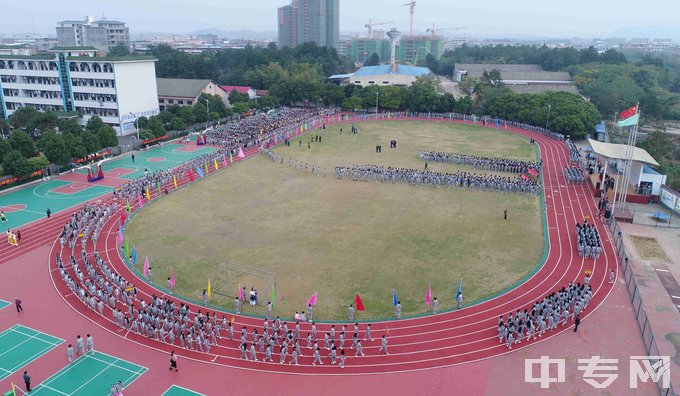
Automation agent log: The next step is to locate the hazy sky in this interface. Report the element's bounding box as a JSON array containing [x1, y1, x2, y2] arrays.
[[2, 0, 678, 38]]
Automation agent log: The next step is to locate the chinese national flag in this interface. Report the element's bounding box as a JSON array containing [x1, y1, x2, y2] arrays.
[[355, 293, 365, 311], [619, 105, 638, 120]]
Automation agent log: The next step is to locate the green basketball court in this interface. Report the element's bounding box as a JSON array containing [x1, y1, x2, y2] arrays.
[[0, 325, 63, 381], [162, 385, 206, 396], [0, 144, 216, 229], [0, 299, 10, 310], [30, 351, 146, 395]]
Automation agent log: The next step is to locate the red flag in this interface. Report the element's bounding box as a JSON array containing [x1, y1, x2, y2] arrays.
[[120, 212, 126, 226], [188, 169, 195, 182], [619, 105, 638, 120], [355, 293, 365, 311]]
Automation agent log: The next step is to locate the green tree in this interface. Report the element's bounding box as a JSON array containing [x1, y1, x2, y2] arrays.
[[147, 116, 166, 138], [232, 102, 250, 114], [27, 155, 49, 172], [27, 112, 58, 136], [63, 133, 86, 159], [2, 150, 33, 177], [192, 103, 209, 123], [8, 107, 37, 130], [341, 96, 364, 111], [364, 52, 380, 66], [97, 125, 119, 148], [9, 130, 36, 157], [0, 139, 12, 163], [638, 127, 672, 163], [85, 116, 106, 133], [228, 90, 250, 104], [0, 119, 9, 137], [40, 131, 71, 167], [108, 43, 131, 57], [81, 130, 100, 153], [58, 119, 84, 135], [178, 106, 196, 126]]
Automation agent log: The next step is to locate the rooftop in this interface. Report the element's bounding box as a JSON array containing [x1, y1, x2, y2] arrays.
[[353, 64, 433, 77], [50, 46, 98, 51], [221, 86, 253, 94], [157, 78, 214, 98], [66, 55, 157, 62], [454, 63, 571, 82]]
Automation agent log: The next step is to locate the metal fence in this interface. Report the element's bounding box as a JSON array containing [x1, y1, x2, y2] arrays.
[[631, 208, 680, 228], [607, 216, 677, 396]]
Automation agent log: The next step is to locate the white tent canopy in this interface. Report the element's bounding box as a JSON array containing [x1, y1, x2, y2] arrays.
[[588, 139, 659, 166]]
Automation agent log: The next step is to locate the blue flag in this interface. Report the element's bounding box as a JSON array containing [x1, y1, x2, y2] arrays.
[[393, 290, 398, 307], [131, 245, 137, 265], [196, 166, 204, 178], [457, 277, 463, 296]]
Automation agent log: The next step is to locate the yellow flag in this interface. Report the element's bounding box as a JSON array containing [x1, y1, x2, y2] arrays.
[[214, 159, 219, 170], [207, 278, 212, 299], [173, 175, 178, 189], [12, 382, 16, 396], [145, 185, 151, 200]]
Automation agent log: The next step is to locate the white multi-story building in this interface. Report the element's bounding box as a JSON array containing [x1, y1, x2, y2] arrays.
[[56, 17, 130, 52], [0, 48, 159, 136]]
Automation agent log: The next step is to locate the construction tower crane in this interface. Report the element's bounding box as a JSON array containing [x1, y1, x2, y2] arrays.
[[365, 19, 394, 38], [403, 1, 416, 37], [426, 23, 466, 39]]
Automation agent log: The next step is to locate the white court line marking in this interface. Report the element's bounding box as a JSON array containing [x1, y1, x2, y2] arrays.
[[163, 385, 207, 396], [656, 269, 670, 272]]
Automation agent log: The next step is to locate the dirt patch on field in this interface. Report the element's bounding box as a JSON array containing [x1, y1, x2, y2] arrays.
[[630, 235, 669, 262]]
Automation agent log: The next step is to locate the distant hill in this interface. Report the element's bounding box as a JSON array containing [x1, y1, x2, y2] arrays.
[[608, 25, 680, 40]]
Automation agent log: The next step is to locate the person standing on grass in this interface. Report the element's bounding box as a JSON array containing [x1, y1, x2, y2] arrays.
[[307, 304, 313, 322], [395, 301, 402, 319], [169, 351, 178, 372], [76, 335, 84, 357], [86, 334, 94, 355], [202, 289, 208, 306], [349, 304, 354, 322], [432, 297, 439, 314], [234, 297, 241, 314], [457, 292, 463, 309], [23, 371, 31, 392], [15, 297, 22, 312]]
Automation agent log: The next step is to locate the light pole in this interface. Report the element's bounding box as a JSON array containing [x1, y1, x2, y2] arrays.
[[129, 112, 139, 141], [375, 91, 380, 115], [204, 99, 210, 115], [545, 104, 552, 130]]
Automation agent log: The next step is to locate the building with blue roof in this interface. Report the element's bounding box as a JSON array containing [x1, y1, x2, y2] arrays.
[[330, 63, 433, 87]]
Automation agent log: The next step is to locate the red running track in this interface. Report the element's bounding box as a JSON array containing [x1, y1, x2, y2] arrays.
[[23, 118, 617, 376]]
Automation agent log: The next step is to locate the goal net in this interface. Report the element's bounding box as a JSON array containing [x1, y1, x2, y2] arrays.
[[213, 261, 276, 307]]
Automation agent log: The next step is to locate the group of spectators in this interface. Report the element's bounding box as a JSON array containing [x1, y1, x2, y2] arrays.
[[498, 281, 592, 349], [417, 151, 540, 174], [564, 167, 586, 184], [203, 107, 329, 151], [576, 221, 602, 259], [335, 165, 540, 194]]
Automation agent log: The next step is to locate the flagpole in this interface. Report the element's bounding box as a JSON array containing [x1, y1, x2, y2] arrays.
[[619, 105, 640, 216]]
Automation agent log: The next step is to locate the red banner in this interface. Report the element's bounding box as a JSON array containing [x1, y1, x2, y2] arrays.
[[141, 135, 168, 145]]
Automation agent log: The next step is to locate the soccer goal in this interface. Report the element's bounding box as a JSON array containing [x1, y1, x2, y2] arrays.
[[213, 262, 276, 307]]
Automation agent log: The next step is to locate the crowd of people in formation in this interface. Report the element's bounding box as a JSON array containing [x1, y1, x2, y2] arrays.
[[203, 107, 329, 150], [566, 139, 581, 164], [576, 221, 602, 259], [260, 148, 328, 177], [335, 165, 540, 194], [498, 281, 592, 349], [58, 202, 117, 251], [416, 151, 541, 174], [564, 166, 586, 184], [55, 212, 393, 368]]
